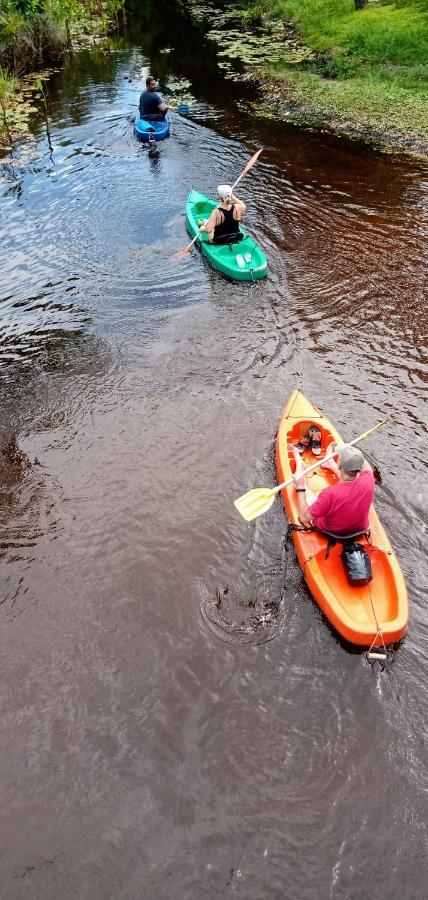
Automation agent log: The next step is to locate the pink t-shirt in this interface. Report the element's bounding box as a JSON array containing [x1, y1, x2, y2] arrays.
[[308, 469, 375, 534]]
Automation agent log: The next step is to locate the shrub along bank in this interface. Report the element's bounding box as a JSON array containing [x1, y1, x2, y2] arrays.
[[249, 0, 428, 154], [0, 0, 124, 144]]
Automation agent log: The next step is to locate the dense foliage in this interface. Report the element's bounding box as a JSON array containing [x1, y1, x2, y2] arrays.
[[0, 0, 124, 73], [0, 0, 124, 144]]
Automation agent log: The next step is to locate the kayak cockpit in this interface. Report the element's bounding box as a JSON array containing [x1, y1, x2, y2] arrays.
[[185, 189, 268, 281]]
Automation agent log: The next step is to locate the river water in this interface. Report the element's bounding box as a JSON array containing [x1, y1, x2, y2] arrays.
[[1, 5, 427, 898]]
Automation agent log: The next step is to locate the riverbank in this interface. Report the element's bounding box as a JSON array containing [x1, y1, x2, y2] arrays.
[[239, 0, 428, 157], [0, 0, 124, 148]]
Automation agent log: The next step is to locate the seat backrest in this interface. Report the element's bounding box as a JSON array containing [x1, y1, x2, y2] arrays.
[[315, 527, 368, 541], [313, 528, 370, 560]]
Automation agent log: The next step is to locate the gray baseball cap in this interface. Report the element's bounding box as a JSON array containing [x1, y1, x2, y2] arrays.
[[338, 444, 364, 474]]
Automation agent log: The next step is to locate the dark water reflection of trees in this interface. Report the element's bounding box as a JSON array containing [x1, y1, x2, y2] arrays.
[[125, 0, 248, 100]]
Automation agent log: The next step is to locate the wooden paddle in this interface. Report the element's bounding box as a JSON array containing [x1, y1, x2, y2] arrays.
[[170, 148, 263, 260], [234, 417, 391, 523], [230, 148, 263, 191]]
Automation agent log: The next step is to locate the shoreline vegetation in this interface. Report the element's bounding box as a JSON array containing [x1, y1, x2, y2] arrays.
[[2, 0, 427, 158], [239, 0, 428, 157], [0, 0, 125, 148]]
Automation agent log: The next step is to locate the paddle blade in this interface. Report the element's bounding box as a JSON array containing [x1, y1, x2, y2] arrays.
[[170, 232, 199, 261], [170, 247, 188, 261], [232, 148, 263, 190], [241, 148, 263, 178], [234, 487, 276, 522], [170, 240, 195, 261]]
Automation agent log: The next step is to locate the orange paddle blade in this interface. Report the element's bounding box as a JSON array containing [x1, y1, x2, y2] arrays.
[[241, 148, 263, 177], [170, 233, 199, 261], [170, 247, 189, 261]]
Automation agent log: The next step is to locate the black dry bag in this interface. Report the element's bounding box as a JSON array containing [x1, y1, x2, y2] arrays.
[[341, 542, 372, 586]]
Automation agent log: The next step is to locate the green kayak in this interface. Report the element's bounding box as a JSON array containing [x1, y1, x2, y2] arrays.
[[185, 189, 267, 282]]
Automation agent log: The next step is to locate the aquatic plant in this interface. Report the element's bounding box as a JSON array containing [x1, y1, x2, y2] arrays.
[[165, 76, 196, 106], [189, 0, 314, 79], [0, 67, 19, 142], [34, 76, 52, 150], [243, 4, 264, 26]]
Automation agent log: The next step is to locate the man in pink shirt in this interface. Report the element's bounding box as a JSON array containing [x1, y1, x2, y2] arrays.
[[290, 443, 375, 535]]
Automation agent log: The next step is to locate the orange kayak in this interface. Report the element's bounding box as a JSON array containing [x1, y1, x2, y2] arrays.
[[276, 390, 408, 648]]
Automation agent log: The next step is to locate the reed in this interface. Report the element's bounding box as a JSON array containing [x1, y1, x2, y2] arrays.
[[0, 66, 19, 143]]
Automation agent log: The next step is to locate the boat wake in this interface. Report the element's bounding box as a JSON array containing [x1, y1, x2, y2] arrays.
[[199, 581, 288, 646]]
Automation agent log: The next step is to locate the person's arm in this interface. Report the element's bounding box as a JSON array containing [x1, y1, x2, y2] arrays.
[[231, 193, 246, 216], [289, 460, 312, 527], [153, 92, 168, 113], [296, 486, 312, 528], [289, 444, 312, 527], [200, 209, 220, 242], [319, 441, 340, 478], [296, 478, 332, 529]]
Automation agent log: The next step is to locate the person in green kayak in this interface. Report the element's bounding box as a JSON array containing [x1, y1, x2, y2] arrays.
[[199, 185, 246, 245], [139, 76, 168, 121]]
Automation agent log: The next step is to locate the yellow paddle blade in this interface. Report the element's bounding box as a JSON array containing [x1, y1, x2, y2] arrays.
[[234, 487, 277, 522]]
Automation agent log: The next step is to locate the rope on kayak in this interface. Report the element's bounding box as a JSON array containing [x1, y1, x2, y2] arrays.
[[287, 524, 389, 662], [367, 584, 387, 661]]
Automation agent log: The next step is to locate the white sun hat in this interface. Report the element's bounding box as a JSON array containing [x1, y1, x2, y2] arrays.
[[217, 184, 233, 201]]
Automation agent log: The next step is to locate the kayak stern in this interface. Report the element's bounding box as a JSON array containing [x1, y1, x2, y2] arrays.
[[134, 115, 170, 142]]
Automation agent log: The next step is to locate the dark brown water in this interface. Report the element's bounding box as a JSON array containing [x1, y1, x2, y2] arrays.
[[1, 8, 428, 898]]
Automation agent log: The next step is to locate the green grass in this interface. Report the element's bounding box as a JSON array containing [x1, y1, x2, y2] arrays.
[[272, 66, 428, 133], [255, 0, 428, 146], [266, 0, 428, 63], [270, 0, 354, 47], [344, 4, 428, 66], [267, 0, 428, 60]]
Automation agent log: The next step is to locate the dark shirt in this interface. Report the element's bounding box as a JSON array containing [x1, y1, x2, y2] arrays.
[[213, 205, 241, 245], [139, 90, 163, 119]]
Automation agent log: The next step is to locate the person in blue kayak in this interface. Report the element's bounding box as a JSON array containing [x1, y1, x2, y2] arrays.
[[139, 76, 168, 120], [199, 185, 246, 245]]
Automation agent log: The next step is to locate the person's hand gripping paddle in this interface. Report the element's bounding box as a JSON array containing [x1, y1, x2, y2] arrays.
[[170, 148, 263, 260], [234, 418, 391, 523]]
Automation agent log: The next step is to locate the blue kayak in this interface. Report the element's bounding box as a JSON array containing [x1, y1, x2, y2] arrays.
[[134, 115, 170, 142]]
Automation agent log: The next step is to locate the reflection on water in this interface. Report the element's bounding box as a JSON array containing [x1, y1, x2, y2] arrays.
[[0, 4, 427, 898]]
